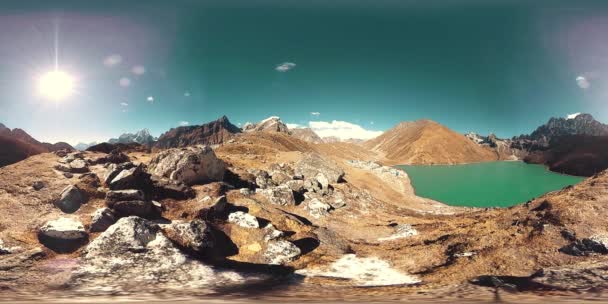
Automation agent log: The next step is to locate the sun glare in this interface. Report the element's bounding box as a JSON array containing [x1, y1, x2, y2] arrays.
[[37, 70, 75, 100]]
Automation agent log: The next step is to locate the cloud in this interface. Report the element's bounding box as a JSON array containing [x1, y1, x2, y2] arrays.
[[103, 54, 122, 67], [286, 123, 304, 129], [132, 65, 146, 76], [120, 102, 128, 107], [276, 62, 296, 72], [179, 121, 190, 126], [184, 91, 191, 97], [567, 112, 581, 119], [119, 77, 131, 87], [576, 75, 590, 89], [308, 120, 382, 140], [147, 96, 154, 103], [310, 112, 320, 116]]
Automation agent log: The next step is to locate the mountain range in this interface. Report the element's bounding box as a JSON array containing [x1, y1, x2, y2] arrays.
[[3, 113, 608, 176], [0, 123, 73, 167]]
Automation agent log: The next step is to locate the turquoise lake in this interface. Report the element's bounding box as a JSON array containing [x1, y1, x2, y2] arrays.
[[397, 161, 585, 207]]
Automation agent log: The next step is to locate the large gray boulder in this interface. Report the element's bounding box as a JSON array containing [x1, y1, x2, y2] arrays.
[[105, 189, 145, 204], [108, 165, 150, 190], [148, 145, 226, 186], [294, 153, 344, 184], [71, 216, 257, 293], [38, 217, 88, 253], [55, 185, 87, 213]]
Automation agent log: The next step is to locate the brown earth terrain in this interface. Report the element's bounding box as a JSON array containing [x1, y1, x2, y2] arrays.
[[2, 129, 608, 301]]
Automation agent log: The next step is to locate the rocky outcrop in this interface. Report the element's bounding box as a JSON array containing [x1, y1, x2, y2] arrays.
[[148, 145, 226, 186], [154, 116, 241, 148], [517, 113, 608, 146], [72, 216, 255, 292], [37, 217, 88, 253], [289, 128, 324, 144], [243, 116, 289, 133], [294, 153, 345, 184]]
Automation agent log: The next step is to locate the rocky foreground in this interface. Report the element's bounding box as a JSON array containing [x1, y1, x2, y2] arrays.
[[1, 131, 608, 300]]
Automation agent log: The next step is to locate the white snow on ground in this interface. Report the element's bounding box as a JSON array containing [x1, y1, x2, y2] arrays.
[[296, 254, 420, 286], [567, 112, 581, 119]]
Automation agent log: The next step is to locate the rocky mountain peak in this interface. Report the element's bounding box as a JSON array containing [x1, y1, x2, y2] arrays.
[[523, 113, 608, 143], [244, 116, 289, 133], [154, 116, 241, 148]]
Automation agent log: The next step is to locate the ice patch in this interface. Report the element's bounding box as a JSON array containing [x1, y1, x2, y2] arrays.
[[296, 254, 420, 286]]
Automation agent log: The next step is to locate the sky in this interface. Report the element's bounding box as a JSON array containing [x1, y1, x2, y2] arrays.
[[1, 0, 608, 144]]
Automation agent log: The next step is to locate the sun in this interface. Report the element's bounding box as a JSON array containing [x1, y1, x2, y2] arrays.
[[37, 70, 75, 100]]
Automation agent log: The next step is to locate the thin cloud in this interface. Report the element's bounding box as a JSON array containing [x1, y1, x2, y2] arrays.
[[119, 77, 131, 87], [147, 96, 154, 103], [576, 75, 590, 89], [132, 65, 146, 76], [286, 123, 304, 129], [308, 120, 382, 140], [120, 102, 129, 107], [276, 62, 296, 72], [310, 112, 321, 116], [179, 121, 190, 126]]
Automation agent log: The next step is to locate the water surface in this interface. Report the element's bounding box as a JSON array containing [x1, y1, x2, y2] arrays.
[[397, 161, 584, 207]]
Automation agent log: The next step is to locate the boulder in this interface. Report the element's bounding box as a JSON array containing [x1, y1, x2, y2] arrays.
[[68, 159, 89, 173], [252, 170, 274, 189], [150, 175, 195, 200], [228, 211, 260, 228], [111, 200, 157, 219], [72, 216, 252, 292], [108, 164, 151, 191], [90, 208, 117, 233], [148, 145, 226, 186], [257, 185, 296, 206], [105, 189, 145, 204], [55, 185, 87, 213], [38, 217, 88, 253], [295, 153, 344, 184], [285, 180, 305, 193], [271, 172, 291, 185], [197, 195, 229, 221], [264, 239, 301, 265], [162, 219, 214, 253]]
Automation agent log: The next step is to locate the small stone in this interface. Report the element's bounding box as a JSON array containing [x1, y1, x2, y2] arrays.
[[228, 211, 259, 228], [330, 198, 346, 209], [306, 198, 332, 219], [162, 219, 214, 253], [263, 224, 284, 241], [257, 185, 296, 206], [63, 172, 74, 178], [240, 188, 253, 195], [32, 181, 45, 191]]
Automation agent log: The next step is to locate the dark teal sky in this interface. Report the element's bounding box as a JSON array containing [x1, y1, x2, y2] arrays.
[[1, 0, 608, 144]]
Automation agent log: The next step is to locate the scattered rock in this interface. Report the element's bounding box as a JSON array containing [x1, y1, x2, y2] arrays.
[[378, 224, 418, 241], [108, 164, 151, 191], [0, 239, 21, 255], [32, 181, 45, 191], [306, 198, 332, 219], [295, 153, 345, 184], [150, 175, 195, 200], [38, 217, 88, 253], [240, 188, 253, 195], [264, 239, 301, 265], [111, 200, 157, 219], [148, 145, 226, 186], [252, 170, 274, 189], [102, 162, 136, 185], [559, 234, 608, 256], [271, 171, 291, 185], [105, 189, 145, 204], [257, 185, 296, 206], [285, 180, 305, 193], [228, 211, 259, 228], [263, 224, 284, 241], [330, 198, 346, 209], [162, 219, 214, 254], [90, 208, 117, 233], [73, 216, 250, 292], [63, 172, 74, 178], [55, 185, 87, 213]]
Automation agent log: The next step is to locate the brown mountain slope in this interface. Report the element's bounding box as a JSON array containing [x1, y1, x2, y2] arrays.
[[364, 120, 498, 165], [0, 124, 74, 167]]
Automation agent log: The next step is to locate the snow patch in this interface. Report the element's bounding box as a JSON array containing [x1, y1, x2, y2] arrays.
[[567, 112, 581, 120], [297, 254, 420, 286]]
